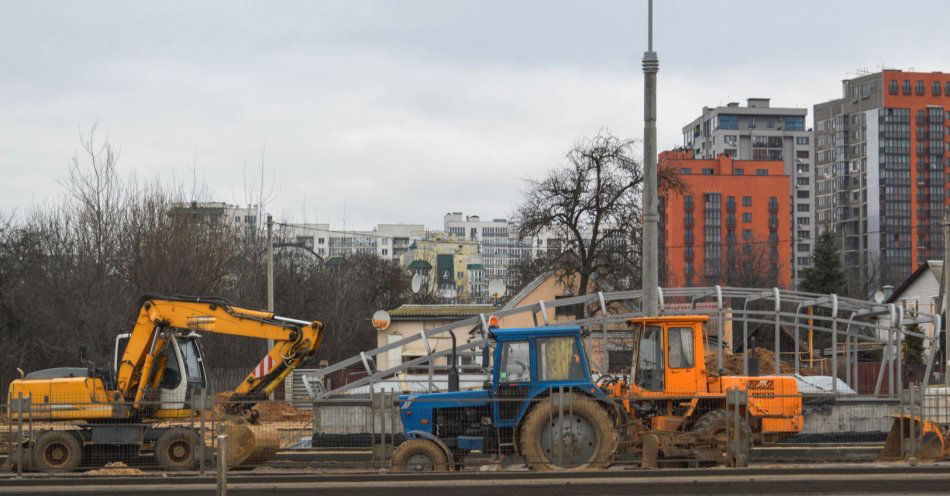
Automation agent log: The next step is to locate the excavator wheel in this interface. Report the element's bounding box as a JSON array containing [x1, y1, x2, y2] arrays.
[[155, 428, 201, 471], [33, 431, 83, 473], [390, 439, 449, 473], [519, 392, 618, 471], [692, 410, 752, 467]]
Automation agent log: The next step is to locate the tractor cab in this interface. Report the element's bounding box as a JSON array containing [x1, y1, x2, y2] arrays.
[[628, 315, 711, 398], [490, 327, 605, 427]]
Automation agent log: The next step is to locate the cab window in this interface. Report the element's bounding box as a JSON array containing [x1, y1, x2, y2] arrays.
[[499, 341, 530, 382], [538, 336, 586, 381], [668, 327, 695, 368], [635, 325, 664, 390], [158, 344, 182, 389]]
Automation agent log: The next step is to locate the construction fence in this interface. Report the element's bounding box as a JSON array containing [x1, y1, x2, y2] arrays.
[[5, 386, 950, 476]]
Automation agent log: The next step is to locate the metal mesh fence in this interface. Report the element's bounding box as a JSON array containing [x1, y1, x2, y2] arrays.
[[5, 385, 950, 475]]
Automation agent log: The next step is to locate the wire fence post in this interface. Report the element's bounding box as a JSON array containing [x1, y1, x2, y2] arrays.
[[15, 391, 23, 477], [216, 434, 228, 496], [198, 388, 207, 476]]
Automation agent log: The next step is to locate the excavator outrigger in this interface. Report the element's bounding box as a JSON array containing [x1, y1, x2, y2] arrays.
[[6, 295, 323, 472]]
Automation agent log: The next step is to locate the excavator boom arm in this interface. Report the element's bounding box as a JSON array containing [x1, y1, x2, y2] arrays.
[[116, 295, 323, 411]]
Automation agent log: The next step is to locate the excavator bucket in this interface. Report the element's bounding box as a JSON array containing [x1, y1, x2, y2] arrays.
[[879, 415, 946, 461], [223, 415, 281, 467]]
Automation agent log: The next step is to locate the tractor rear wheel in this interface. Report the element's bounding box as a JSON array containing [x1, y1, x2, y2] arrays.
[[390, 439, 449, 473], [692, 410, 752, 467], [519, 393, 617, 471], [33, 431, 83, 473]]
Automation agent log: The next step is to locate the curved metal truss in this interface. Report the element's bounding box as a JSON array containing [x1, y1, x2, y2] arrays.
[[304, 286, 944, 400]]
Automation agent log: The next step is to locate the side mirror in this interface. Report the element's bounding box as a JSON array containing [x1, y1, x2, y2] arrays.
[[481, 345, 490, 368]]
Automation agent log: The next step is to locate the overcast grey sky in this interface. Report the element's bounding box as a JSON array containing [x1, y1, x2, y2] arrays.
[[1, 1, 947, 229]]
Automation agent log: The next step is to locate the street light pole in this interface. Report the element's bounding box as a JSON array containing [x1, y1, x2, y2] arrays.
[[266, 214, 275, 399], [641, 0, 660, 316]]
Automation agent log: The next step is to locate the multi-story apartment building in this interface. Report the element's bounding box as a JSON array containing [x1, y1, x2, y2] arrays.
[[682, 99, 814, 287], [659, 150, 792, 288], [443, 213, 554, 285], [814, 70, 950, 288], [168, 201, 260, 234], [283, 223, 425, 260]]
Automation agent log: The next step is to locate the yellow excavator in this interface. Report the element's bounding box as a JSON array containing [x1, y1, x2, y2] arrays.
[[5, 295, 323, 472]]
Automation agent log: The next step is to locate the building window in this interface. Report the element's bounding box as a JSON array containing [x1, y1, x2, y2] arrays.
[[795, 136, 810, 145], [742, 213, 752, 223], [767, 116, 775, 128], [797, 217, 810, 225], [862, 82, 870, 97], [797, 177, 810, 186], [934, 81, 942, 96], [798, 243, 810, 252], [749, 116, 756, 128], [796, 190, 810, 198], [680, 168, 691, 174], [702, 168, 714, 175], [903, 80, 911, 95], [734, 168, 744, 175], [756, 169, 768, 176], [797, 202, 810, 211], [889, 79, 898, 95], [743, 229, 752, 241], [724, 135, 737, 145], [916, 80, 925, 95], [742, 196, 752, 207], [723, 148, 737, 157], [716, 114, 739, 130], [382, 248, 389, 255], [797, 230, 809, 240], [786, 116, 805, 131], [796, 150, 810, 159]]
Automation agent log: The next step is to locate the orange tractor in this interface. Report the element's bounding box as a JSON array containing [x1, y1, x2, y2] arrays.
[[603, 315, 802, 465]]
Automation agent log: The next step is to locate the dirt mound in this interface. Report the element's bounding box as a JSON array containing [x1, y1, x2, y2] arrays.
[[86, 461, 145, 476], [706, 347, 824, 376], [212, 391, 310, 422], [252, 401, 311, 422]]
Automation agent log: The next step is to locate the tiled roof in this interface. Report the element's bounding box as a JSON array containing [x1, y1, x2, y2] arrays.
[[388, 304, 498, 319]]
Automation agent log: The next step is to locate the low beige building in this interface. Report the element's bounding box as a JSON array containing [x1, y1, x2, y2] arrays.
[[376, 304, 497, 371]]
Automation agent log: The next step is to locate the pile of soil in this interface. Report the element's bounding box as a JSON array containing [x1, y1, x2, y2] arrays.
[[86, 461, 145, 476], [252, 401, 311, 422], [212, 391, 310, 422], [706, 347, 824, 376]]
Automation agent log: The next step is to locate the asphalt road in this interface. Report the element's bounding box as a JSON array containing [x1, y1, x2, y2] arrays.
[[3, 466, 950, 496]]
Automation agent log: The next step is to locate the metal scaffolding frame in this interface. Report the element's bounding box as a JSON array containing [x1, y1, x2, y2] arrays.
[[303, 286, 943, 400]]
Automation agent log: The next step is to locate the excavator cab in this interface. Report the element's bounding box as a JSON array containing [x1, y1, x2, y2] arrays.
[[114, 331, 209, 415]]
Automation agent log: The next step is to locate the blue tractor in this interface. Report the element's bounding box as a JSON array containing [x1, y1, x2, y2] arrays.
[[390, 326, 624, 472]]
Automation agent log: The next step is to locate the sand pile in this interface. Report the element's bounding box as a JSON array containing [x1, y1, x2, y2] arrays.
[[706, 347, 824, 376], [86, 461, 145, 476], [252, 401, 311, 422]]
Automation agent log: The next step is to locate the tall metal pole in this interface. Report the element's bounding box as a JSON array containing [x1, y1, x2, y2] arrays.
[[943, 212, 950, 385], [641, 0, 660, 316], [266, 214, 275, 399]]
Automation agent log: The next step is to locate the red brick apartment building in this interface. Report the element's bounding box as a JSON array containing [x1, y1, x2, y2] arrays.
[[659, 150, 791, 288]]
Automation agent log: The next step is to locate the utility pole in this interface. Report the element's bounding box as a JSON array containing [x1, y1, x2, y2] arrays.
[[641, 0, 660, 316], [266, 214, 275, 399], [943, 212, 950, 385]]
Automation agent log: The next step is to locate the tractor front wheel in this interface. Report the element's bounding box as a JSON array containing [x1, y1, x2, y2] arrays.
[[390, 439, 449, 473], [519, 392, 618, 471], [692, 409, 752, 467]]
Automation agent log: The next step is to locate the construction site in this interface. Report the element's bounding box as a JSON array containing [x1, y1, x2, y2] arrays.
[[2, 285, 950, 495]]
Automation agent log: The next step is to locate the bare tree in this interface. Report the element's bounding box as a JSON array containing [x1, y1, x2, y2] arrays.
[[513, 132, 684, 314]]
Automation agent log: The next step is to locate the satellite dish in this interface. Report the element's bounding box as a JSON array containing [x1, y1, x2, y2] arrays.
[[873, 290, 885, 304], [488, 279, 506, 299], [411, 273, 423, 294], [371, 310, 391, 331]]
